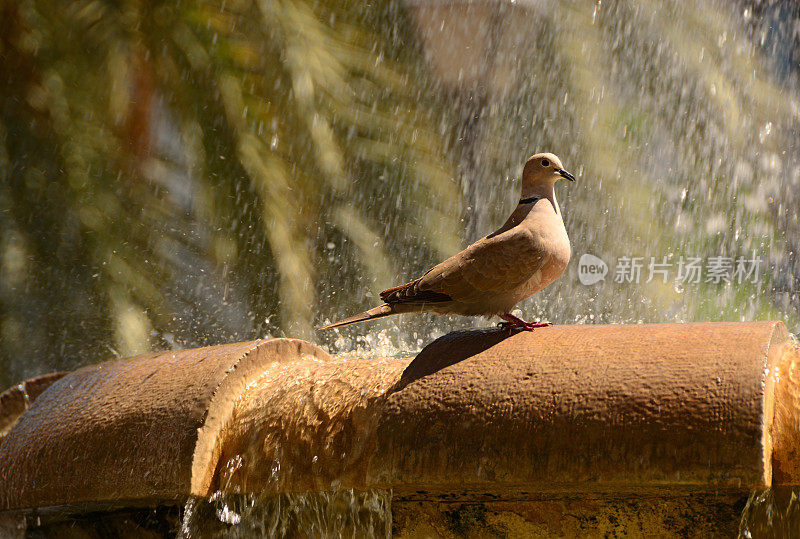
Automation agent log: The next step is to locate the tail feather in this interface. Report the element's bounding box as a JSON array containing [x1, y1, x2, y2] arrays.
[[318, 304, 395, 330]]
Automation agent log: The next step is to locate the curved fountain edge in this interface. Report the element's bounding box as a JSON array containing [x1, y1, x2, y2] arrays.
[[0, 321, 797, 515], [189, 338, 332, 495], [365, 321, 797, 494], [772, 338, 800, 485], [0, 338, 332, 511]]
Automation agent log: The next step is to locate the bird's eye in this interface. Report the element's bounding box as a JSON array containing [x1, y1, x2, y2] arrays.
[[541, 158, 550, 167]]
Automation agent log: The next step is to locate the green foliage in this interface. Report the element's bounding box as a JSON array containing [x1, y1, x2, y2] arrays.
[[0, 0, 461, 384]]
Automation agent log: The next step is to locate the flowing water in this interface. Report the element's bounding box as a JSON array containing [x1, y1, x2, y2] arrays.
[[317, 0, 800, 353], [179, 490, 391, 538], [739, 488, 800, 538]]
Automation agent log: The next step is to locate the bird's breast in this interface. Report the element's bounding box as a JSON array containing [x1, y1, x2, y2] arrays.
[[516, 213, 571, 299]]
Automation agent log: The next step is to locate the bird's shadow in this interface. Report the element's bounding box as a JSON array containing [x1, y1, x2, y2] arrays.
[[389, 326, 517, 394]]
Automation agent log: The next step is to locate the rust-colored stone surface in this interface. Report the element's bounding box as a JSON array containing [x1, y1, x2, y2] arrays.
[[0, 321, 796, 516], [371, 322, 790, 493], [0, 338, 329, 511], [212, 321, 795, 497]]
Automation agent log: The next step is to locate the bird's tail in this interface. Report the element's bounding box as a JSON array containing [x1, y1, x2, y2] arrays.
[[318, 304, 395, 330]]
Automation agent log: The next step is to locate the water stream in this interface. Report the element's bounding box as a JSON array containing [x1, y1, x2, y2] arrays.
[[180, 490, 391, 539], [739, 488, 800, 538]]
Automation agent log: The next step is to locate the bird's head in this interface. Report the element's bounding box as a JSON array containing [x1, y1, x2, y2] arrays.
[[520, 153, 575, 197]]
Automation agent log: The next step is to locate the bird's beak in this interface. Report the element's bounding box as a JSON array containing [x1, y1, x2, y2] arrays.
[[557, 169, 576, 182]]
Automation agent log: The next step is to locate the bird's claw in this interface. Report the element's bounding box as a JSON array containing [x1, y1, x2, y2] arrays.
[[498, 315, 552, 332], [497, 321, 517, 332]]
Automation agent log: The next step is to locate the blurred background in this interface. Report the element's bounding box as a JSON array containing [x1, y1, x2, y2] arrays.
[[1, 0, 798, 387]]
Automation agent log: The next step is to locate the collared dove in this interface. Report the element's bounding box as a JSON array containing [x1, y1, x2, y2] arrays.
[[319, 153, 574, 331]]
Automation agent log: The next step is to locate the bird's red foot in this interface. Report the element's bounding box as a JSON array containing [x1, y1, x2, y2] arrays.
[[498, 313, 552, 332]]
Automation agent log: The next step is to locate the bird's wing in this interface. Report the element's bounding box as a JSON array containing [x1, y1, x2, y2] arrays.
[[381, 226, 548, 306], [423, 228, 548, 302], [379, 280, 452, 305]]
